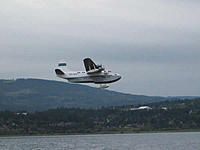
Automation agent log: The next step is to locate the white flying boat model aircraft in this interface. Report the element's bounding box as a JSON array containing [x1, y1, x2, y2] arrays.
[[55, 58, 121, 88]]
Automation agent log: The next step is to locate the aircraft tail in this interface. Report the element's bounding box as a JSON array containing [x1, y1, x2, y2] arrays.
[[55, 61, 67, 76], [83, 58, 104, 73], [83, 58, 98, 71]]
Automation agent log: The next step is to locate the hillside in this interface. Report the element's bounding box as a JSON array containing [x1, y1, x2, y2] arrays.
[[0, 79, 166, 112]]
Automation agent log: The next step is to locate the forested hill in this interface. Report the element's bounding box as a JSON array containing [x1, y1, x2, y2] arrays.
[[0, 98, 200, 135], [0, 79, 166, 112]]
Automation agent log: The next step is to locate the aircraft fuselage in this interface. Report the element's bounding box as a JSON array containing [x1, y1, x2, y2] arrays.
[[56, 71, 121, 84]]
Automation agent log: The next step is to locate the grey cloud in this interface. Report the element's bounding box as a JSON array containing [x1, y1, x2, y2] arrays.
[[0, 0, 200, 96]]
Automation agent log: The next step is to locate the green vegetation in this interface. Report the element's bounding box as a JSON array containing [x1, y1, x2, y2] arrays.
[[0, 79, 166, 112], [0, 99, 200, 136]]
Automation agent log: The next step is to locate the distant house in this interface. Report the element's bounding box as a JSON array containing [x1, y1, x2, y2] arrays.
[[16, 112, 28, 116], [22, 112, 28, 116], [130, 106, 152, 111], [161, 107, 167, 110], [138, 106, 152, 110], [130, 108, 137, 111]]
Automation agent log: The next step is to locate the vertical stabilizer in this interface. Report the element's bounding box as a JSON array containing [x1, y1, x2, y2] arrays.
[[83, 58, 97, 71], [55, 60, 67, 75]]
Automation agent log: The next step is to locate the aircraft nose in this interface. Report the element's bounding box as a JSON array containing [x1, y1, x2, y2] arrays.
[[114, 74, 121, 81], [118, 75, 122, 80]]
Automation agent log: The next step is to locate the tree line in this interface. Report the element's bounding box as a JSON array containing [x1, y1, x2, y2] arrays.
[[0, 99, 200, 135]]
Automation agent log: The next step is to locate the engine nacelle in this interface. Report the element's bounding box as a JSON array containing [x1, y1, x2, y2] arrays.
[[96, 64, 105, 71]]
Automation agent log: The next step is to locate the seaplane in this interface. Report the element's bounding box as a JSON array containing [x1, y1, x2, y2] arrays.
[[55, 58, 121, 88]]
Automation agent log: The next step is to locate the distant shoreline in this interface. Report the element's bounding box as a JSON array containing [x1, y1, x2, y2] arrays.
[[1, 98, 200, 138], [1, 129, 200, 137]]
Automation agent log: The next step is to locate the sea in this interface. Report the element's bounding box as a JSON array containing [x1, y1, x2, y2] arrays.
[[0, 132, 200, 150]]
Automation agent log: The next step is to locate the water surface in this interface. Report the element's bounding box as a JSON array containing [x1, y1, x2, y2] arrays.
[[0, 132, 200, 150]]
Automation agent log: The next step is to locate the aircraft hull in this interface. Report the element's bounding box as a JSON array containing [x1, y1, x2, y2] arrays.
[[64, 74, 121, 84]]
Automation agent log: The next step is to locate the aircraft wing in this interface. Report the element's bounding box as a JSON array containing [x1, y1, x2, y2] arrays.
[[83, 58, 104, 74]]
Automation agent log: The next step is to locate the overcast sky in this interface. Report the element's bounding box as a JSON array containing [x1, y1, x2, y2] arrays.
[[0, 0, 200, 96]]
